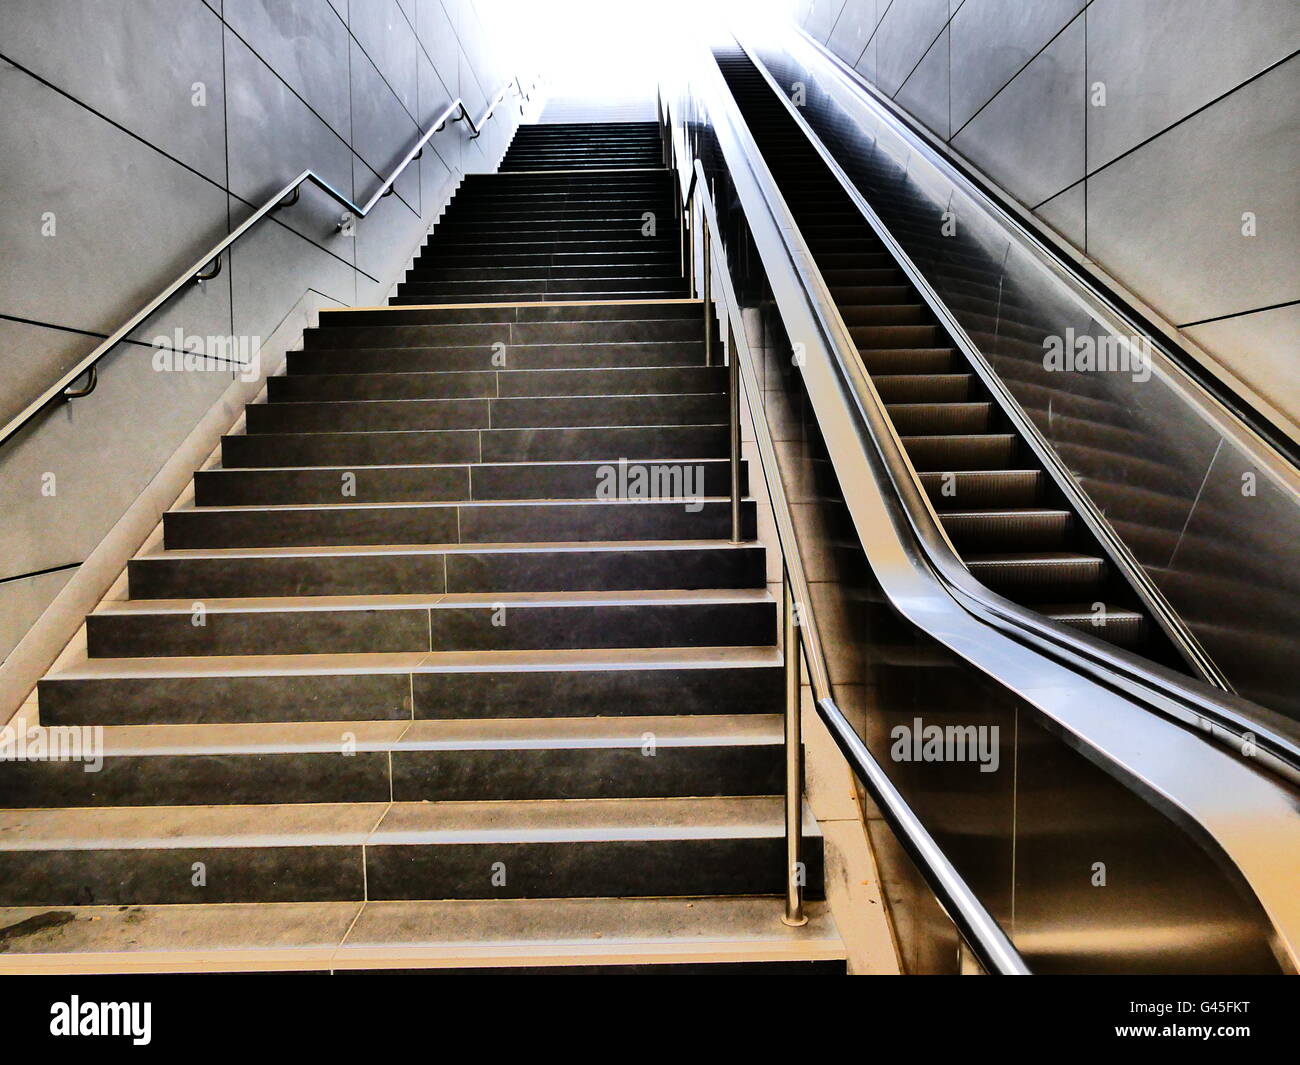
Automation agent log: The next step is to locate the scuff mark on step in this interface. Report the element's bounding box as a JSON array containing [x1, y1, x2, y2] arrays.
[[0, 909, 77, 950]]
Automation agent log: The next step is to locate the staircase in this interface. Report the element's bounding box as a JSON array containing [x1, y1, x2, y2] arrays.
[[0, 121, 845, 973]]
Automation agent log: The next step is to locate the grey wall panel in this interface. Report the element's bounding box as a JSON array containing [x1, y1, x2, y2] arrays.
[[229, 209, 356, 345], [0, 0, 228, 181], [417, 0, 461, 91], [350, 157, 424, 284], [223, 0, 353, 140], [827, 0, 878, 66], [1086, 59, 1299, 325], [0, 0, 522, 658], [349, 0, 420, 118], [792, 2, 1299, 426], [1184, 305, 1300, 422], [0, 63, 231, 349], [349, 37, 421, 211], [0, 570, 77, 662], [950, 16, 1085, 208], [223, 29, 356, 243], [806, 0, 847, 42], [874, 0, 949, 97], [949, 0, 1083, 132], [418, 57, 463, 175], [1034, 182, 1085, 249], [1085, 0, 1300, 169], [0, 322, 236, 581], [895, 25, 950, 139]]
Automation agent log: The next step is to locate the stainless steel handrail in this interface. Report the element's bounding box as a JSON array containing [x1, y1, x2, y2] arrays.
[[733, 38, 1231, 694], [0, 76, 534, 451], [663, 101, 1031, 974], [723, 40, 1300, 781]]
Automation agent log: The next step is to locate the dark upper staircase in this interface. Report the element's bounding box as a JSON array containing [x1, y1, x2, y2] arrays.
[[0, 121, 844, 973]]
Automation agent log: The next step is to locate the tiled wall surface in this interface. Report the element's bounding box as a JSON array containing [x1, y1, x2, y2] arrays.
[[0, 0, 524, 658], [793, 0, 1299, 427]]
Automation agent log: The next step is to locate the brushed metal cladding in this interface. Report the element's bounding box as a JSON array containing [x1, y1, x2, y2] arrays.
[[682, 42, 1295, 973], [745, 35, 1300, 721]]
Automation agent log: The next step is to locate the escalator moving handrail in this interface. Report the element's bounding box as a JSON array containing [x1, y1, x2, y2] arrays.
[[715, 41, 1300, 782], [0, 76, 535, 452]]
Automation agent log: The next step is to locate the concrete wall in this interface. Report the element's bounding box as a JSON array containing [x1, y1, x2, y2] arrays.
[[792, 0, 1299, 427], [0, 0, 524, 658]]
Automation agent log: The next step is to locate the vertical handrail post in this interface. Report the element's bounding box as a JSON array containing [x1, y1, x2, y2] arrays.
[[727, 316, 742, 545], [702, 219, 713, 366], [782, 570, 807, 926]]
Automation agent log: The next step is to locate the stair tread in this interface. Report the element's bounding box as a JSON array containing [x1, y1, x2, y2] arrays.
[[141, 538, 760, 560], [0, 897, 842, 973], [45, 644, 784, 682], [93, 587, 776, 613], [0, 796, 816, 849], [45, 715, 785, 756]]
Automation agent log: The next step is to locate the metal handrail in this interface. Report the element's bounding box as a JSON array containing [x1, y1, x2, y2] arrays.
[[724, 41, 1300, 782], [0, 76, 534, 451], [732, 39, 1230, 694], [664, 101, 1031, 973]]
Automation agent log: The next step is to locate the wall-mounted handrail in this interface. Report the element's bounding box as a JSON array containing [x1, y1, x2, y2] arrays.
[[663, 100, 1031, 973], [0, 76, 534, 452]]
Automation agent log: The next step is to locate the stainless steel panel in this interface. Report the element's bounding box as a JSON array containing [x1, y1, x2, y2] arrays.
[[950, 15, 1085, 208], [0, 0, 227, 179], [1085, 58, 1299, 324], [747, 32, 1300, 720], [874, 0, 949, 97], [223, 0, 353, 139], [949, 0, 1084, 132], [1085, 0, 1300, 168]]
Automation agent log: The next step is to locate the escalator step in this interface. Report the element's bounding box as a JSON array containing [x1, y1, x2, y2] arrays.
[[886, 402, 990, 434], [939, 509, 1073, 551], [873, 374, 972, 402], [965, 552, 1107, 592], [902, 434, 1018, 470], [1039, 604, 1147, 646], [918, 469, 1043, 507]]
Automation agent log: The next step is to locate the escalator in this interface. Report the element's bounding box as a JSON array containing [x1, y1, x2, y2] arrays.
[[713, 48, 1187, 670]]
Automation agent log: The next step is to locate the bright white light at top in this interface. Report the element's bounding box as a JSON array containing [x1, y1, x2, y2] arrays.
[[476, 0, 795, 103]]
